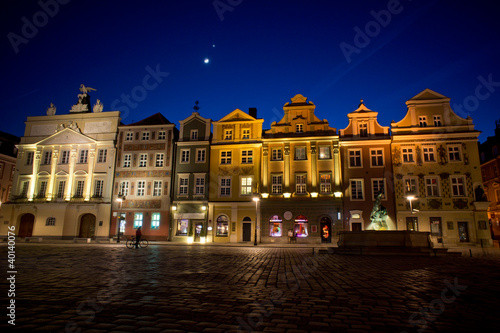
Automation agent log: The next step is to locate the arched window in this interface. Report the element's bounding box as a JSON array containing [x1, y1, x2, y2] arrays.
[[216, 215, 229, 237], [269, 215, 282, 237], [294, 215, 308, 237]]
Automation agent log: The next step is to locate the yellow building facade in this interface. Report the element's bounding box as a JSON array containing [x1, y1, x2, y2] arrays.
[[208, 109, 263, 243], [391, 89, 491, 246]]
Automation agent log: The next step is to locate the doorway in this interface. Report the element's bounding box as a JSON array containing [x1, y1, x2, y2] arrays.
[[194, 222, 203, 242], [320, 217, 332, 243], [458, 222, 470, 242], [351, 223, 362, 231], [242, 223, 251, 242], [19, 214, 35, 237], [79, 214, 96, 238], [406, 216, 418, 231]]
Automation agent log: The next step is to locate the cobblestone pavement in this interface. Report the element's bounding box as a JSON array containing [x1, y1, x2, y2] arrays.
[[2, 244, 500, 333]]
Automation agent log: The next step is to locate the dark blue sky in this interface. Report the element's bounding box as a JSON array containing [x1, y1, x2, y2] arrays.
[[1, 0, 499, 142]]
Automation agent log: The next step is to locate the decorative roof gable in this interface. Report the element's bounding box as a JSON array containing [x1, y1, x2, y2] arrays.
[[36, 127, 96, 146]]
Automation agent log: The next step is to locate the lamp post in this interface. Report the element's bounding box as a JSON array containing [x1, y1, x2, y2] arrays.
[[406, 195, 416, 231], [253, 195, 260, 246], [116, 195, 125, 243]]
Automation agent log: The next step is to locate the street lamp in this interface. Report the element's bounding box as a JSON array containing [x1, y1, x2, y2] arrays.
[[253, 195, 260, 246], [406, 195, 416, 231], [116, 195, 126, 243]]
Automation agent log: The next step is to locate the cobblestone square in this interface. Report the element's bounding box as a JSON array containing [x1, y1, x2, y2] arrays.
[[2, 244, 500, 332]]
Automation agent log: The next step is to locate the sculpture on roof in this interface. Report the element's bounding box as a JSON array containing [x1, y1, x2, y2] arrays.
[[71, 84, 96, 113], [93, 99, 103, 113], [46, 103, 56, 116]]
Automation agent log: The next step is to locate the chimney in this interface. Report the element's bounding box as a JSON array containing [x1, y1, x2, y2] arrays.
[[249, 107, 257, 119]]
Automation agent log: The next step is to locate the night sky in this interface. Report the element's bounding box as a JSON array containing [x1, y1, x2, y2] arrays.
[[1, 0, 499, 142]]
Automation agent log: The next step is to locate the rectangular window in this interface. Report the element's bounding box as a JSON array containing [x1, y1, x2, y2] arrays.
[[296, 174, 306, 194], [402, 147, 414, 163], [296, 123, 304, 133], [295, 147, 306, 160], [370, 149, 383, 167], [423, 146, 436, 162], [404, 177, 418, 195], [57, 180, 66, 199], [156, 153, 164, 167], [433, 115, 442, 127], [195, 176, 205, 195], [176, 219, 188, 235], [75, 180, 85, 197], [26, 152, 34, 165], [20, 181, 29, 197], [98, 149, 107, 163], [448, 146, 461, 162], [241, 150, 253, 164], [151, 213, 160, 229], [142, 132, 150, 141], [271, 148, 283, 161], [242, 129, 250, 139], [137, 181, 145, 196], [153, 181, 162, 196], [43, 151, 52, 165], [79, 150, 88, 164], [220, 151, 232, 165], [157, 131, 166, 140], [196, 149, 206, 163], [372, 179, 385, 200], [46, 217, 56, 226], [224, 129, 233, 140], [349, 149, 361, 167], [241, 176, 252, 195], [61, 150, 70, 164], [271, 174, 283, 194], [123, 154, 131, 168], [190, 129, 199, 141], [425, 177, 440, 197], [119, 181, 129, 196], [94, 180, 104, 197], [419, 116, 427, 127], [350, 179, 364, 200], [139, 154, 148, 167], [126, 132, 134, 141], [359, 123, 368, 137], [451, 176, 465, 196], [179, 177, 188, 196], [319, 146, 331, 159], [220, 177, 231, 196], [320, 174, 332, 194], [134, 213, 143, 228], [38, 181, 47, 197]]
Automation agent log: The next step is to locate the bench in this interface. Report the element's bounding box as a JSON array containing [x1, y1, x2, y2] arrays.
[[73, 238, 91, 243], [24, 237, 43, 242]]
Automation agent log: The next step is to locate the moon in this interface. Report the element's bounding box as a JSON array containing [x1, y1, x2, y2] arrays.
[[204, 58, 210, 64]]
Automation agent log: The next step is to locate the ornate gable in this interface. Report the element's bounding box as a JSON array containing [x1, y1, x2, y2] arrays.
[[37, 128, 96, 146], [218, 109, 257, 122]]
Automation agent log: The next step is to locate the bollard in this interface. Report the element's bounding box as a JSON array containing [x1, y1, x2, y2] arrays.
[[469, 249, 472, 257]]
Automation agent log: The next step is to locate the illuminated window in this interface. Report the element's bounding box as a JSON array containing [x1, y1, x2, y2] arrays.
[[224, 129, 233, 140], [448, 146, 461, 162], [126, 132, 133, 141], [294, 215, 308, 237], [196, 149, 206, 163], [134, 213, 143, 228], [295, 146, 306, 160], [151, 213, 160, 229], [296, 123, 304, 133], [98, 149, 107, 163], [119, 181, 129, 196], [176, 219, 188, 235], [402, 147, 414, 163], [220, 151, 232, 164], [350, 179, 363, 200], [433, 115, 442, 127], [43, 151, 52, 165], [269, 215, 282, 237], [272, 174, 283, 194], [156, 153, 164, 167], [220, 177, 231, 196], [141, 132, 150, 141], [137, 181, 145, 196], [139, 154, 148, 167], [320, 174, 331, 194], [46, 217, 56, 226], [423, 146, 436, 162], [241, 176, 252, 195], [79, 150, 88, 164], [359, 123, 368, 137], [419, 116, 427, 127], [242, 129, 250, 139], [404, 177, 418, 195], [370, 149, 383, 167], [94, 180, 104, 197], [216, 215, 229, 236], [425, 177, 440, 197], [319, 146, 331, 159], [241, 150, 253, 164], [296, 174, 306, 194], [271, 148, 283, 161], [153, 181, 162, 196], [349, 149, 361, 167], [450, 176, 465, 196], [190, 129, 199, 141], [180, 150, 190, 163], [372, 179, 385, 200]]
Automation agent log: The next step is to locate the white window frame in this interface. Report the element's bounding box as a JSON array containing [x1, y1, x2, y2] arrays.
[[136, 180, 145, 197], [179, 176, 189, 196], [119, 181, 129, 196], [423, 146, 436, 162], [271, 148, 283, 161], [271, 174, 283, 194], [190, 129, 199, 141], [371, 178, 386, 200], [125, 132, 134, 141], [402, 147, 415, 163], [156, 153, 164, 167], [134, 213, 143, 228], [349, 149, 362, 168], [151, 212, 160, 229], [139, 154, 148, 167], [320, 173, 332, 194], [180, 149, 190, 164], [196, 148, 206, 163], [450, 176, 466, 197], [419, 116, 428, 127], [220, 150, 232, 165], [153, 181, 162, 196], [295, 174, 307, 194], [38, 180, 48, 197], [195, 175, 205, 196], [370, 148, 384, 167], [358, 122, 368, 137], [433, 115, 442, 127], [242, 128, 250, 139], [97, 149, 107, 163], [94, 179, 104, 197], [403, 177, 418, 196], [141, 132, 150, 141], [220, 177, 231, 197], [79, 150, 88, 164], [20, 180, 30, 197], [123, 154, 131, 168], [157, 131, 166, 140], [295, 146, 306, 160], [60, 150, 70, 164], [224, 129, 233, 140], [240, 176, 253, 196], [57, 180, 66, 199], [296, 123, 304, 133], [241, 149, 253, 164], [448, 145, 462, 162], [75, 180, 85, 197], [43, 151, 52, 165], [350, 179, 364, 200], [26, 152, 34, 165], [425, 177, 440, 197]]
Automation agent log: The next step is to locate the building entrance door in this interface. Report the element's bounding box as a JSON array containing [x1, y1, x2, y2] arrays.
[[458, 222, 470, 242], [351, 222, 362, 231], [79, 214, 96, 238], [242, 222, 251, 242], [406, 217, 418, 231], [19, 214, 35, 237]]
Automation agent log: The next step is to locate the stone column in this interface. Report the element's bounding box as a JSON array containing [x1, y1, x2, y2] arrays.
[[47, 150, 59, 200]]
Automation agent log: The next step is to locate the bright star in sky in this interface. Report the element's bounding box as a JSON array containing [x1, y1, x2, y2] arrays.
[[204, 58, 209, 64]]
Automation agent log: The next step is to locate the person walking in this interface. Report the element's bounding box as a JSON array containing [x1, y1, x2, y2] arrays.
[[135, 226, 142, 248]]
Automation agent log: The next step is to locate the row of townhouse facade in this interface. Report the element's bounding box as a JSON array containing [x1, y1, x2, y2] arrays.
[[1, 88, 492, 247]]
